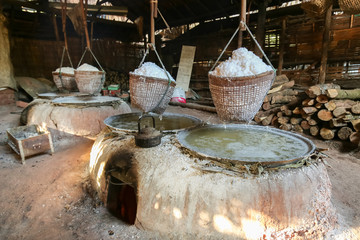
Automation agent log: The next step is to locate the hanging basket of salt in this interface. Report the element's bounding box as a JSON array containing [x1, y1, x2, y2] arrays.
[[74, 47, 106, 95], [52, 47, 78, 92], [208, 22, 275, 122], [129, 44, 176, 114]]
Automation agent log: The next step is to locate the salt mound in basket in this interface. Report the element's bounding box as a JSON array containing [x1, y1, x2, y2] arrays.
[[52, 67, 77, 91], [208, 47, 275, 122], [129, 62, 176, 114], [74, 63, 105, 94]]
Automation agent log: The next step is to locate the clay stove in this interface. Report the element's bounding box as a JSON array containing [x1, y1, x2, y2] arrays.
[[23, 95, 131, 147], [89, 114, 336, 239]]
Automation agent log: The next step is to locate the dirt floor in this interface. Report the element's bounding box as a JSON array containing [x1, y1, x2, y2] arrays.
[[0, 104, 360, 240]]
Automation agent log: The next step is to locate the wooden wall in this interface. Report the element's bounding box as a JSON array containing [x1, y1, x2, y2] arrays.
[[166, 12, 360, 96], [10, 37, 144, 80]]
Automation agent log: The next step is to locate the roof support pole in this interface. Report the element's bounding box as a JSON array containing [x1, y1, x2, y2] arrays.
[[277, 17, 286, 75], [318, 4, 333, 84], [254, 0, 269, 58], [150, 0, 157, 45], [237, 0, 246, 48]]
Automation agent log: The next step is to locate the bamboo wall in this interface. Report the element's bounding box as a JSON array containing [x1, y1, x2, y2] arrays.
[[177, 12, 360, 94], [10, 37, 143, 80]]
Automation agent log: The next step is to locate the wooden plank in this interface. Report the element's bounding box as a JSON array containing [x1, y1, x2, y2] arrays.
[[176, 45, 196, 91]]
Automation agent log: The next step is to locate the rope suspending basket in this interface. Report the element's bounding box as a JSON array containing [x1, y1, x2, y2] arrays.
[[52, 47, 78, 92], [208, 21, 275, 122], [129, 44, 176, 114]]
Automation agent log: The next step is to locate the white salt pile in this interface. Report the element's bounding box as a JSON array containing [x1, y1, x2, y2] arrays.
[[54, 67, 74, 75], [132, 62, 175, 81], [76, 63, 99, 72], [210, 47, 272, 77]]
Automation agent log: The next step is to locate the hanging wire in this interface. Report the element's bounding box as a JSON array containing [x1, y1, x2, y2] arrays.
[[210, 27, 240, 72], [241, 21, 275, 71], [209, 21, 276, 73]]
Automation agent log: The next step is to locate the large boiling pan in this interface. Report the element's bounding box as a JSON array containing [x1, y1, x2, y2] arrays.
[[177, 124, 316, 167]]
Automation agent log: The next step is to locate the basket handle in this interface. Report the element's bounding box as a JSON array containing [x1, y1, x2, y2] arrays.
[[77, 47, 105, 72], [210, 21, 275, 72], [58, 46, 74, 88], [138, 43, 173, 85]]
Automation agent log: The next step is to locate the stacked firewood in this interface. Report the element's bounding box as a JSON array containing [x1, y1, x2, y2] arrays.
[[254, 75, 306, 128], [255, 81, 360, 145]]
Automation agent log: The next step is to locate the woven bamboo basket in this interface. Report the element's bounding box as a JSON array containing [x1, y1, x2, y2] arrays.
[[52, 72, 78, 91], [339, 0, 360, 14], [74, 70, 105, 94], [209, 70, 275, 122], [129, 73, 176, 114], [301, 0, 332, 17]]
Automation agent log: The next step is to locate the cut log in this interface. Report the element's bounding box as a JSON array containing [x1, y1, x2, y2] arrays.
[[268, 80, 295, 94], [300, 120, 310, 130], [290, 117, 302, 125], [278, 116, 290, 125], [293, 124, 303, 133], [351, 103, 360, 114], [317, 109, 333, 121], [272, 74, 289, 87], [326, 88, 360, 99], [349, 132, 360, 145], [308, 118, 318, 126], [329, 100, 357, 109], [268, 89, 299, 98], [302, 107, 318, 115], [271, 116, 279, 127], [305, 84, 340, 98], [337, 127, 353, 141], [293, 107, 302, 115], [283, 109, 293, 116], [262, 102, 271, 111], [326, 89, 339, 99], [280, 105, 292, 116], [280, 105, 289, 112], [316, 95, 329, 104], [315, 102, 323, 109], [343, 114, 360, 122], [302, 98, 315, 106], [324, 101, 337, 111], [271, 95, 298, 105], [254, 114, 267, 124], [310, 126, 320, 136], [351, 119, 360, 132], [276, 111, 283, 118], [332, 107, 347, 118], [320, 128, 336, 140], [261, 113, 275, 126], [279, 123, 292, 131], [330, 118, 347, 128]]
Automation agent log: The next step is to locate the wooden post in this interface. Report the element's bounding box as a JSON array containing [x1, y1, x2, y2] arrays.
[[52, 14, 60, 42], [61, 0, 68, 51], [79, 0, 91, 49], [277, 17, 286, 75], [318, 4, 333, 84], [150, 0, 157, 45], [254, 0, 268, 57], [237, 0, 246, 48]]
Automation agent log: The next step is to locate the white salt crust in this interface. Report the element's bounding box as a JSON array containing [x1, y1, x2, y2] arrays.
[[132, 62, 175, 82], [54, 67, 75, 75], [210, 47, 272, 77], [76, 63, 99, 72]]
